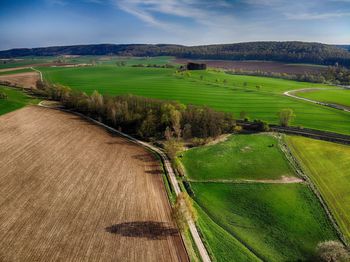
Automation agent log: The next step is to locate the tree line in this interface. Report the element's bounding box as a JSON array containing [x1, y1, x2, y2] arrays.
[[228, 66, 350, 85], [34, 81, 236, 140], [2, 41, 350, 67]]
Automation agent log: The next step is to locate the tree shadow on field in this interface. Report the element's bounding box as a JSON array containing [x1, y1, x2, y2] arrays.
[[105, 221, 178, 240], [145, 169, 163, 175], [132, 154, 155, 162]]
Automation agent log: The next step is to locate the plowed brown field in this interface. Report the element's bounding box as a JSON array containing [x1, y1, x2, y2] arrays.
[[0, 72, 39, 88], [0, 106, 188, 262]]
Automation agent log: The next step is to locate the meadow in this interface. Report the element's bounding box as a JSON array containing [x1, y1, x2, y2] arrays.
[[39, 65, 350, 135], [192, 182, 337, 262], [286, 136, 350, 242], [296, 88, 350, 108], [0, 85, 38, 115], [180, 134, 338, 261], [181, 134, 294, 181]]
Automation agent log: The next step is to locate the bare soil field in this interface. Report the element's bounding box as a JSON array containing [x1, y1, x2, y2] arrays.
[[0, 72, 39, 88], [175, 59, 326, 74], [0, 106, 187, 262]]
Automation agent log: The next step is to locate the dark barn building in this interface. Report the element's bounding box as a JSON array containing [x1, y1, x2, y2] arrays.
[[186, 62, 207, 70]]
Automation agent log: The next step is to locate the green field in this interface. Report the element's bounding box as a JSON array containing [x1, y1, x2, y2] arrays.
[[0, 86, 38, 115], [181, 134, 294, 181], [180, 133, 338, 261], [39, 65, 350, 135], [286, 136, 350, 242], [192, 183, 337, 262], [297, 88, 350, 108]]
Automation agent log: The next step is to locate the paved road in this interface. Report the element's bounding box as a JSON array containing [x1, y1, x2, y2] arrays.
[[38, 101, 211, 262], [284, 88, 350, 113]]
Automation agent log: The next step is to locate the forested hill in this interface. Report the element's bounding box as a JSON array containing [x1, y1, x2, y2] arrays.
[[1, 41, 350, 67]]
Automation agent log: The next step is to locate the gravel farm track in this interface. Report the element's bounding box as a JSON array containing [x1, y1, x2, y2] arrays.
[[0, 106, 188, 262]]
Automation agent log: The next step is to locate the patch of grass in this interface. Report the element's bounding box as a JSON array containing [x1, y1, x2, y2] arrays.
[[0, 86, 38, 115], [181, 134, 294, 181], [296, 88, 350, 108], [286, 136, 350, 242], [192, 182, 338, 262], [39, 65, 350, 135], [194, 202, 261, 262]]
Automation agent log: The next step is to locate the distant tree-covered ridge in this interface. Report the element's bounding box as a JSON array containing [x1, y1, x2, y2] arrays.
[[1, 41, 350, 67]]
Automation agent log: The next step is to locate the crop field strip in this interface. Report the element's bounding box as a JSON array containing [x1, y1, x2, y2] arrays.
[[180, 134, 339, 261], [286, 136, 350, 243], [0, 106, 188, 262], [40, 65, 350, 135]]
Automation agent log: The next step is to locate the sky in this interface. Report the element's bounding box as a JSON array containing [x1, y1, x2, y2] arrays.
[[0, 0, 350, 50]]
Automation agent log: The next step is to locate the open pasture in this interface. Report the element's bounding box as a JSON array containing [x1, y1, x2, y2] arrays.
[[181, 134, 294, 181], [286, 136, 350, 242], [0, 106, 187, 262], [192, 182, 337, 262], [180, 133, 338, 261], [40, 65, 350, 135]]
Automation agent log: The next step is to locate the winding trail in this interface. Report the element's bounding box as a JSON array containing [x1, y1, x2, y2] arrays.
[[284, 87, 350, 113], [30, 66, 43, 81], [38, 101, 211, 262]]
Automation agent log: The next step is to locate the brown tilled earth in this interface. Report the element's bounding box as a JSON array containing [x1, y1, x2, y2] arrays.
[[0, 72, 39, 88], [175, 59, 326, 74], [0, 106, 188, 262]]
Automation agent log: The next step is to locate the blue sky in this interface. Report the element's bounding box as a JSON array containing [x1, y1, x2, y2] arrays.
[[0, 0, 349, 50]]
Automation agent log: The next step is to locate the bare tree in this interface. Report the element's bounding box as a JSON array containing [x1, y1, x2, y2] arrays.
[[315, 241, 349, 262]]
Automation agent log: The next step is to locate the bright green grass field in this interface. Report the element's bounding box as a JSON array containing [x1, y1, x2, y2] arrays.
[[297, 88, 350, 108], [181, 134, 294, 181], [192, 182, 337, 262], [39, 65, 350, 135], [286, 136, 350, 242], [194, 202, 261, 262], [0, 86, 38, 115]]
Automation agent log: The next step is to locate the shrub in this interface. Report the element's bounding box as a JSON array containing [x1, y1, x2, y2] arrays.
[[0, 92, 8, 100]]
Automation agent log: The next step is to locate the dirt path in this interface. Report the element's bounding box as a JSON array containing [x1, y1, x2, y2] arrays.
[[0, 106, 188, 262], [187, 176, 304, 184], [284, 88, 350, 113]]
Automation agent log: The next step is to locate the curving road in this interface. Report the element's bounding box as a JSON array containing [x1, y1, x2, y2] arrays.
[[284, 88, 350, 113]]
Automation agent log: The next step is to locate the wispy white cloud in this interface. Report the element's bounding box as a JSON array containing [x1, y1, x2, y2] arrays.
[[285, 11, 350, 20]]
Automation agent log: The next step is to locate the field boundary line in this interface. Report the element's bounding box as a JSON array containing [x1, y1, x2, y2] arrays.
[[30, 67, 43, 81], [37, 101, 211, 262], [284, 88, 350, 113], [282, 135, 348, 246]]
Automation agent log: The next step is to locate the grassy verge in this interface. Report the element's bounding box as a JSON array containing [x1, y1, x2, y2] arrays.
[[286, 136, 350, 243]]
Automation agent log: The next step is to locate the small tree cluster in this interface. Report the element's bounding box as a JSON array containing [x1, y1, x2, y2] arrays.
[[172, 193, 197, 232], [315, 241, 349, 262]]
